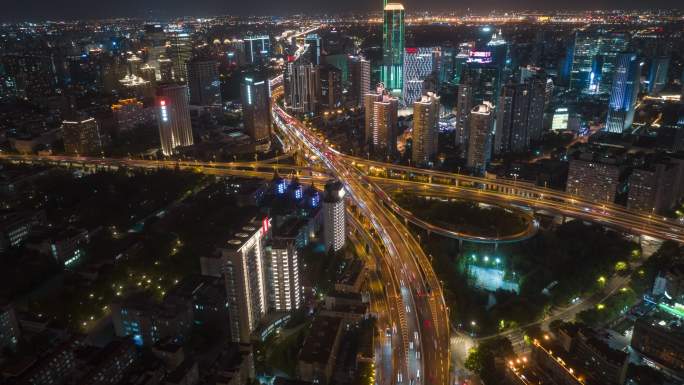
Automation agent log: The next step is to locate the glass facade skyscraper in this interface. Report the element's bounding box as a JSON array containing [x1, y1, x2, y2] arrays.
[[381, 3, 405, 94], [605, 53, 640, 134], [570, 31, 628, 95], [402, 47, 439, 106]]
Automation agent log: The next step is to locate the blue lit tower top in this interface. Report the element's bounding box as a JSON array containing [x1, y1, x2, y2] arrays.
[[382, 3, 405, 94]]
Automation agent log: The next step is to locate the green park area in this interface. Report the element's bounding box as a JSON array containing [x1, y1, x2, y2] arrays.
[[421, 219, 640, 336], [392, 191, 529, 237]]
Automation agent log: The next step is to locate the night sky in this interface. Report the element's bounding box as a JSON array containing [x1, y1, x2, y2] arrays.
[[2, 0, 681, 21]]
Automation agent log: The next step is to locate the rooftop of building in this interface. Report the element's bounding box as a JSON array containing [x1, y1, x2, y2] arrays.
[[336, 259, 365, 287], [576, 327, 628, 365], [298, 316, 343, 365]]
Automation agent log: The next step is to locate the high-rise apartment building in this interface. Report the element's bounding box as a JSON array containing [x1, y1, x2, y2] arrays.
[[62, 117, 103, 156], [349, 56, 371, 107], [187, 59, 221, 106], [241, 77, 272, 144], [495, 78, 546, 154], [322, 180, 346, 253], [381, 3, 405, 94], [466, 102, 494, 176], [566, 156, 620, 203], [605, 53, 640, 134], [367, 88, 399, 154], [220, 219, 270, 343], [412, 92, 440, 166], [318, 64, 343, 111], [628, 160, 684, 214], [454, 83, 473, 153], [402, 47, 440, 106], [285, 62, 319, 114], [156, 84, 193, 156], [267, 238, 302, 312]]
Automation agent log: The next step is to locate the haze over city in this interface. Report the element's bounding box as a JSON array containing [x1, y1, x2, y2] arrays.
[[0, 2, 683, 385]]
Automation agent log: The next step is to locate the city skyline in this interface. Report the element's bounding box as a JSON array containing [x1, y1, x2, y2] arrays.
[[2, 1, 683, 21]]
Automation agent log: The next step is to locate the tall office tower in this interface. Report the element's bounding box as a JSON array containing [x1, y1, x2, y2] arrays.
[[62, 117, 103, 156], [305, 34, 322, 66], [322, 180, 346, 253], [467, 102, 494, 176], [267, 238, 302, 312], [462, 61, 502, 107], [158, 57, 174, 82], [187, 59, 221, 106], [412, 92, 440, 166], [438, 48, 456, 85], [566, 156, 620, 202], [166, 31, 192, 83], [285, 62, 319, 114], [318, 64, 343, 111], [241, 77, 271, 143], [349, 56, 371, 107], [454, 83, 473, 152], [221, 219, 269, 343], [244, 35, 271, 65], [605, 53, 640, 134], [647, 57, 669, 95], [381, 3, 405, 94], [402, 47, 440, 106], [569, 31, 628, 95], [156, 84, 193, 156]]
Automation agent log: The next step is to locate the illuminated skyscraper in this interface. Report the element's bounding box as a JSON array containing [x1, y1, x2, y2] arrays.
[[402, 47, 440, 106], [647, 57, 669, 96], [467, 102, 494, 176], [156, 84, 193, 156], [244, 35, 271, 64], [349, 56, 371, 107], [318, 64, 343, 111], [166, 31, 192, 83], [187, 59, 221, 106], [569, 31, 628, 95], [285, 62, 319, 114], [322, 180, 346, 253], [241, 77, 271, 143], [220, 219, 269, 343], [605, 53, 640, 134], [267, 238, 302, 312], [412, 92, 440, 166], [305, 34, 322, 66], [62, 117, 103, 156], [381, 3, 405, 94]]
